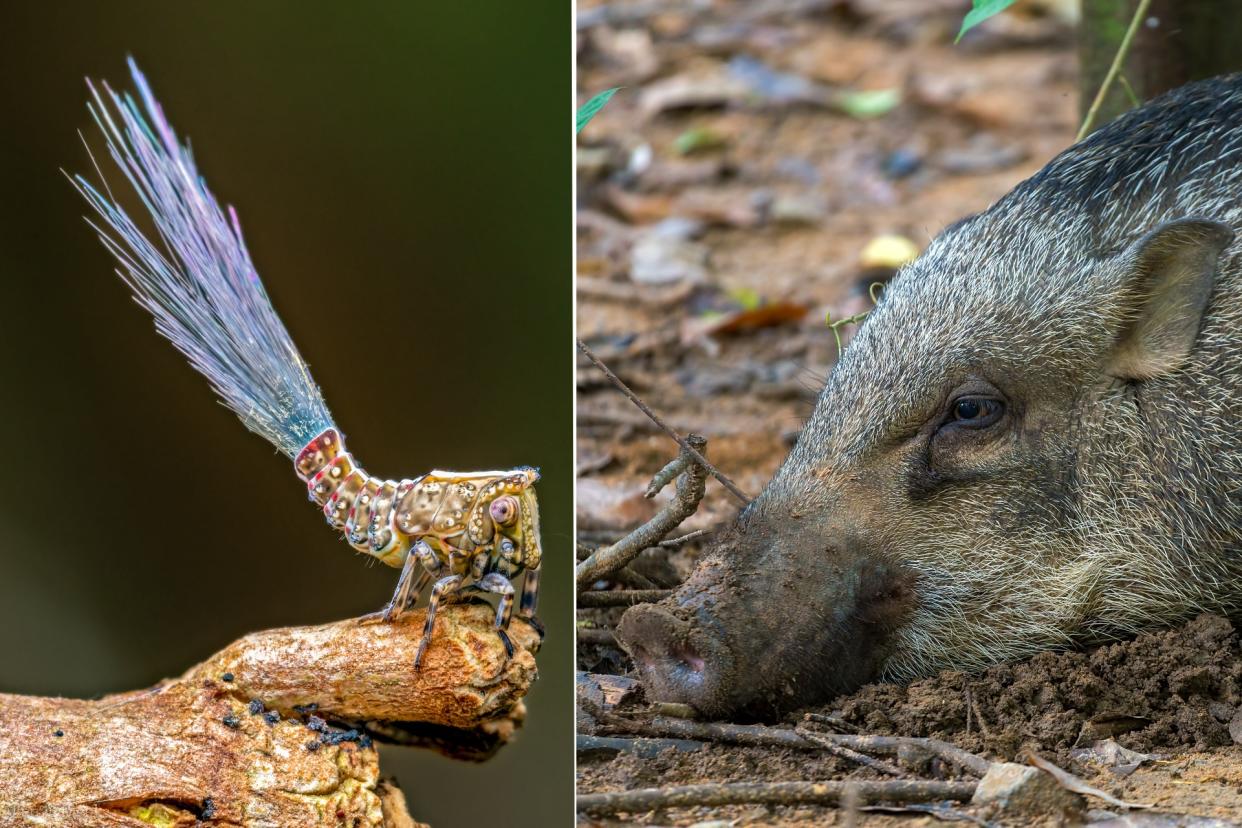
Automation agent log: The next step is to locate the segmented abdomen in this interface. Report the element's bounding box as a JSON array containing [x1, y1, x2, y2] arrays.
[[293, 427, 539, 568], [295, 428, 410, 566]]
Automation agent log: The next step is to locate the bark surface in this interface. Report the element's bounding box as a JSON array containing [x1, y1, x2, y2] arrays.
[[0, 603, 540, 827]]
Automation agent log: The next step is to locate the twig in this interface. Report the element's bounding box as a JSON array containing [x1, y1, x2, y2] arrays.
[[970, 697, 992, 741], [577, 529, 709, 560], [596, 715, 994, 777], [577, 340, 751, 504], [804, 711, 862, 734], [659, 529, 711, 548], [577, 589, 673, 608], [795, 726, 908, 777], [576, 545, 663, 589], [577, 628, 619, 646], [577, 734, 706, 758], [612, 567, 662, 590], [576, 779, 977, 815], [1076, 0, 1153, 141], [575, 436, 708, 589]]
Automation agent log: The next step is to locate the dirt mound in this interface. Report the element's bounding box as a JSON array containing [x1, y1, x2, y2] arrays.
[[823, 614, 1242, 763]]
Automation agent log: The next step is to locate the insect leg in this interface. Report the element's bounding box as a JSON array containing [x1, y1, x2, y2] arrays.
[[470, 550, 488, 581], [413, 573, 464, 669], [518, 564, 544, 639], [472, 573, 516, 658], [358, 552, 435, 626], [379, 549, 431, 622]]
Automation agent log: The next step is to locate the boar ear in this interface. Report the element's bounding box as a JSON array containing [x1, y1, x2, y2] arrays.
[[1106, 218, 1234, 380]]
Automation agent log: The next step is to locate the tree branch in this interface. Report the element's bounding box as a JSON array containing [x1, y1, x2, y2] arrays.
[[0, 603, 540, 827]]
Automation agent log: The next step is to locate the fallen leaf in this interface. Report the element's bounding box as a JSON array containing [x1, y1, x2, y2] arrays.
[[1069, 739, 1161, 779], [674, 125, 729, 155], [1026, 752, 1153, 810], [640, 70, 754, 116], [837, 88, 901, 119], [683, 301, 809, 341], [859, 234, 920, 269]]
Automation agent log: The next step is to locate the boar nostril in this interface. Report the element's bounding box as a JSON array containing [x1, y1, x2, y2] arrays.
[[673, 645, 705, 673]]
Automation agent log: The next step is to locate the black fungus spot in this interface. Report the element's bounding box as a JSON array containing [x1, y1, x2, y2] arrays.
[[201, 797, 216, 819], [320, 728, 361, 746], [221, 672, 234, 683], [292, 702, 318, 714], [222, 714, 240, 729], [248, 699, 265, 715], [53, 729, 64, 738], [305, 740, 321, 751], [263, 710, 280, 725], [307, 715, 328, 733]]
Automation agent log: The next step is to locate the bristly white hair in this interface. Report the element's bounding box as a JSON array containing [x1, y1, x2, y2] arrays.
[[70, 57, 335, 457]]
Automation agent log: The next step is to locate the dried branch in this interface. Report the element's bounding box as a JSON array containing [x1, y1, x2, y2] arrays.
[[577, 628, 619, 647], [577, 340, 751, 504], [575, 435, 708, 589], [577, 590, 673, 608], [795, 726, 908, 777], [577, 734, 705, 759], [596, 715, 994, 777], [0, 603, 539, 827], [576, 779, 977, 816]]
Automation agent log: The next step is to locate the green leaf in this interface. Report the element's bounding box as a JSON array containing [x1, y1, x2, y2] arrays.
[[956, 0, 1020, 43], [727, 286, 761, 311], [673, 126, 728, 155], [837, 88, 900, 120], [577, 88, 620, 134]]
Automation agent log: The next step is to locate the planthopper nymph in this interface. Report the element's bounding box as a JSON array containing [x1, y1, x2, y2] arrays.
[[68, 59, 543, 667]]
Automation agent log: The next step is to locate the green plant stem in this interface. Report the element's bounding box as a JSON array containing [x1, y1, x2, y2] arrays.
[[1077, 0, 1153, 141]]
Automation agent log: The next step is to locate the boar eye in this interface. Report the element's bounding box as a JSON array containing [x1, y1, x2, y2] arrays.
[[948, 397, 1004, 428]]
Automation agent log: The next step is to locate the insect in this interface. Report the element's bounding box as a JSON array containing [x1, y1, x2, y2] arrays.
[[68, 59, 543, 667]]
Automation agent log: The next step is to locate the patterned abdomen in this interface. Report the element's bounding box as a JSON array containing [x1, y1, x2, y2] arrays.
[[293, 427, 540, 570], [295, 428, 409, 566]]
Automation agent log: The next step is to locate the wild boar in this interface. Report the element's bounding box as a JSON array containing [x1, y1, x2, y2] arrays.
[[617, 75, 1242, 719]]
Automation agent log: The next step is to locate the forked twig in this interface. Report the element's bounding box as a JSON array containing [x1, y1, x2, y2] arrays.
[[577, 340, 751, 504], [575, 436, 709, 589], [795, 726, 908, 777]]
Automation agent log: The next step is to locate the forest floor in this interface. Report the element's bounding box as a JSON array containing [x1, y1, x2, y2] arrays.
[[576, 0, 1242, 824]]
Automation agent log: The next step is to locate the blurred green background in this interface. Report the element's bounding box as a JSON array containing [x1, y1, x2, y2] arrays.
[[0, 3, 570, 826]]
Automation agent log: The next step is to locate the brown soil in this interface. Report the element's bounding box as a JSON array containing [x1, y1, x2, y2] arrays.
[[827, 614, 1242, 763], [576, 0, 1242, 823], [579, 615, 1242, 825]]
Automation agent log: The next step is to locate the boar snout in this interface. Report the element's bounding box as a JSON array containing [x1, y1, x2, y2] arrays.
[[616, 521, 913, 719], [617, 602, 733, 713]]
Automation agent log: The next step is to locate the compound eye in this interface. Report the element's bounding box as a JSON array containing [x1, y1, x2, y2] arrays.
[[489, 495, 519, 526]]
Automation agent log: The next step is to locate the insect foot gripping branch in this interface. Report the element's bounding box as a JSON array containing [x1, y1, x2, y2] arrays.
[[68, 59, 544, 670]]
